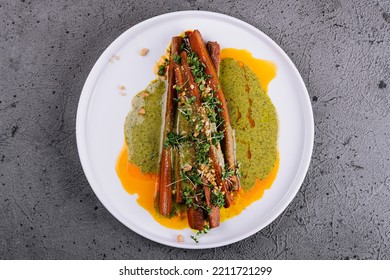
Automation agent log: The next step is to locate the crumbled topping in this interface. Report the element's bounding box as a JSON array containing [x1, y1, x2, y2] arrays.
[[139, 48, 149, 56], [183, 163, 192, 172], [140, 92, 149, 98], [109, 55, 120, 63], [138, 108, 146, 115]]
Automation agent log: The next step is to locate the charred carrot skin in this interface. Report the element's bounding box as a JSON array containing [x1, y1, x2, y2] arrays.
[[180, 51, 202, 104], [157, 36, 182, 216], [208, 42, 242, 192], [205, 41, 234, 207], [158, 149, 172, 215], [203, 178, 220, 228], [206, 41, 220, 74], [187, 207, 205, 230], [188, 30, 240, 191], [171, 37, 185, 205], [210, 146, 232, 208]]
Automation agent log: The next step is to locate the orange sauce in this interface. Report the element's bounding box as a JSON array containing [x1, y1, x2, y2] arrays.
[[116, 146, 188, 229], [220, 154, 279, 221], [220, 48, 277, 92], [116, 48, 278, 229], [116, 145, 279, 228]]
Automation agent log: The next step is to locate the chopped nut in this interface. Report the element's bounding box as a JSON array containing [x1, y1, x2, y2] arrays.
[[119, 85, 126, 90], [210, 123, 217, 132], [109, 55, 120, 63], [140, 92, 149, 98], [190, 84, 195, 90], [183, 163, 192, 172], [177, 234, 183, 243], [138, 108, 146, 115], [139, 48, 149, 56]]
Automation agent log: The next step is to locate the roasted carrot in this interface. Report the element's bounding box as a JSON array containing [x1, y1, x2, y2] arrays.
[[180, 51, 201, 104], [180, 51, 223, 225], [210, 146, 232, 208], [172, 37, 184, 204], [174, 58, 206, 229], [187, 207, 205, 230], [157, 36, 182, 215], [205, 40, 236, 204], [203, 179, 220, 228], [206, 41, 220, 74], [188, 30, 240, 191], [158, 149, 172, 215]]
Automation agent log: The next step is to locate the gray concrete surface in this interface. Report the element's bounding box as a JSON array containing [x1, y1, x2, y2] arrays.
[[1, 0, 390, 260]]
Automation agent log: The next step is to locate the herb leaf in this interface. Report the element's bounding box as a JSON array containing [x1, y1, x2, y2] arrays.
[[164, 132, 186, 148], [173, 53, 181, 64], [190, 224, 211, 243]]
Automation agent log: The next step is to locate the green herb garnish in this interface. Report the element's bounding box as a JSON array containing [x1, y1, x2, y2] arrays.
[[211, 190, 225, 208], [187, 52, 212, 86], [191, 224, 211, 243], [157, 58, 170, 76], [164, 132, 187, 148], [173, 53, 181, 64], [158, 65, 165, 76], [222, 167, 235, 181]]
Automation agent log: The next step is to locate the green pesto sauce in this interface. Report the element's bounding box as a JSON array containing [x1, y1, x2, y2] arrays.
[[220, 58, 278, 191], [124, 79, 165, 173]]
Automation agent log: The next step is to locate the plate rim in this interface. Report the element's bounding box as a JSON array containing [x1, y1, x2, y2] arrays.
[[76, 10, 314, 249]]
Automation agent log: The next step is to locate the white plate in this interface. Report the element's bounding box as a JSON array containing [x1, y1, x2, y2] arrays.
[[76, 11, 314, 249]]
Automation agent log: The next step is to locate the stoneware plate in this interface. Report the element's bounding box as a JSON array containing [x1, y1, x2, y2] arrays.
[[76, 11, 314, 249]]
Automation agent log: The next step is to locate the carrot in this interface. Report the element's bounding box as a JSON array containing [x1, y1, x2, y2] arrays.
[[172, 37, 185, 204], [187, 207, 205, 230], [157, 36, 182, 215], [203, 180, 220, 228], [210, 146, 232, 208], [206, 41, 220, 74], [180, 51, 224, 225], [188, 30, 240, 191], [180, 51, 201, 104], [174, 57, 206, 229], [158, 149, 172, 215]]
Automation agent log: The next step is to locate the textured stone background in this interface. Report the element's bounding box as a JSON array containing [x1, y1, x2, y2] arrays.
[[1, 0, 390, 260]]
